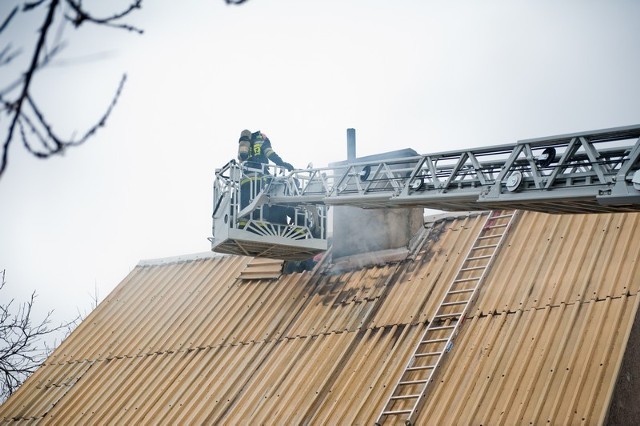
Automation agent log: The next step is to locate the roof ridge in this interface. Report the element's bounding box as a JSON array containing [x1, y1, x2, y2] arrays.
[[136, 251, 227, 267]]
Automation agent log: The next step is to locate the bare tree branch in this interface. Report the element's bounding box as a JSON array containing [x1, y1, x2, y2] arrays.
[[0, 0, 142, 180], [0, 7, 19, 34], [0, 44, 22, 67], [64, 0, 144, 34], [0, 0, 60, 178], [0, 40, 66, 98], [0, 270, 79, 402], [1, 0, 249, 180], [18, 73, 127, 159], [24, 1, 49, 12]]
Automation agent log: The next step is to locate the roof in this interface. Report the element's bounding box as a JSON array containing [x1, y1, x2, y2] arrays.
[[1, 210, 639, 424]]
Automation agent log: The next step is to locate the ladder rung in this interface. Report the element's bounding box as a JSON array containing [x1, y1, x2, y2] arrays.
[[477, 234, 502, 240], [467, 255, 492, 261], [453, 277, 480, 283], [422, 338, 449, 344], [429, 325, 456, 331], [485, 223, 508, 229], [407, 365, 436, 372], [448, 288, 475, 295], [399, 379, 429, 386], [460, 266, 485, 272], [390, 394, 421, 400], [434, 313, 463, 320], [471, 244, 498, 250], [376, 211, 517, 426], [490, 214, 514, 220], [415, 351, 442, 357], [441, 300, 469, 306], [382, 409, 413, 415]]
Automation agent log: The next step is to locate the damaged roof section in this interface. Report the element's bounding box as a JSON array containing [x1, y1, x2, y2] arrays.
[[1, 211, 639, 424], [239, 257, 284, 280]]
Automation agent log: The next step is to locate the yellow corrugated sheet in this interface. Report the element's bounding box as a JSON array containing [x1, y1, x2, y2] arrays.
[[1, 211, 639, 424], [238, 257, 284, 280]]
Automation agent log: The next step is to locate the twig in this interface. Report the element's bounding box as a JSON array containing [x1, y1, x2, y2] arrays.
[[0, 0, 59, 177], [0, 7, 18, 34], [65, 0, 144, 34]]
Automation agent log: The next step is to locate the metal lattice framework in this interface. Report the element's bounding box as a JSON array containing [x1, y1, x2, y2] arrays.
[[211, 124, 640, 259], [271, 124, 640, 214], [209, 161, 328, 260]]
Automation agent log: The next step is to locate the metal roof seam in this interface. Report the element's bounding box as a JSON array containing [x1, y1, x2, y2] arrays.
[[598, 293, 640, 425], [479, 301, 553, 424], [469, 300, 606, 320], [582, 296, 633, 423], [298, 328, 373, 421], [192, 266, 352, 419], [560, 297, 620, 423]]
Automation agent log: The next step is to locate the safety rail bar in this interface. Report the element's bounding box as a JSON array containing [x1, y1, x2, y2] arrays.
[[260, 124, 640, 214], [211, 125, 640, 259], [210, 160, 328, 259]]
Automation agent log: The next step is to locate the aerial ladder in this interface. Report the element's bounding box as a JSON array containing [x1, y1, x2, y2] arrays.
[[209, 124, 640, 424], [210, 124, 640, 260]]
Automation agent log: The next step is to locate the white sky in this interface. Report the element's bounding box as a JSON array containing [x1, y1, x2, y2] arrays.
[[1, 0, 639, 339]]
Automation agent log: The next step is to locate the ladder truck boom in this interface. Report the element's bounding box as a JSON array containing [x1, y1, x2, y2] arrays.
[[210, 124, 640, 260]]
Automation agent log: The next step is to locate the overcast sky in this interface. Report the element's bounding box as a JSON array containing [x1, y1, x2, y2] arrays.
[[1, 0, 639, 340]]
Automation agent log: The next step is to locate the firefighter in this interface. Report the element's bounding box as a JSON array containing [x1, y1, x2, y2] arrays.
[[237, 130, 294, 226], [238, 130, 293, 171]]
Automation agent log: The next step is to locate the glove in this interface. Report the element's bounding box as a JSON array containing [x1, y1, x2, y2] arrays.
[[283, 162, 294, 171]]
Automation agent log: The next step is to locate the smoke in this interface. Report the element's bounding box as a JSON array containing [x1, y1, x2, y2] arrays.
[[328, 148, 425, 267], [331, 205, 423, 263]]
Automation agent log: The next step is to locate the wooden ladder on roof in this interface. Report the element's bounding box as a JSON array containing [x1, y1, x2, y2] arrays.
[[375, 209, 520, 426]]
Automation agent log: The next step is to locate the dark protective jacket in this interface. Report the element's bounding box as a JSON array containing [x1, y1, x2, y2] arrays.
[[238, 130, 291, 170], [248, 131, 286, 167]]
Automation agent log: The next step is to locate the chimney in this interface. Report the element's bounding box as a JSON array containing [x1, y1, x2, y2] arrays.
[[330, 130, 424, 262], [347, 128, 356, 161]]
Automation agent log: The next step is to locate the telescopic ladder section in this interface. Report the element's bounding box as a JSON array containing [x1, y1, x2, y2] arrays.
[[375, 210, 519, 426], [211, 125, 640, 259], [267, 124, 640, 213]]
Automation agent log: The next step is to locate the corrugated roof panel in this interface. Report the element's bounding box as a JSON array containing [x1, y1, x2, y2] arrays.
[[159, 343, 273, 424], [370, 213, 487, 328], [305, 326, 406, 424], [0, 361, 91, 421], [340, 324, 426, 425], [418, 295, 638, 425], [2, 211, 640, 424], [476, 212, 640, 315], [47, 255, 251, 363], [239, 257, 283, 280], [215, 324, 426, 424], [284, 265, 393, 337], [233, 333, 353, 423]]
